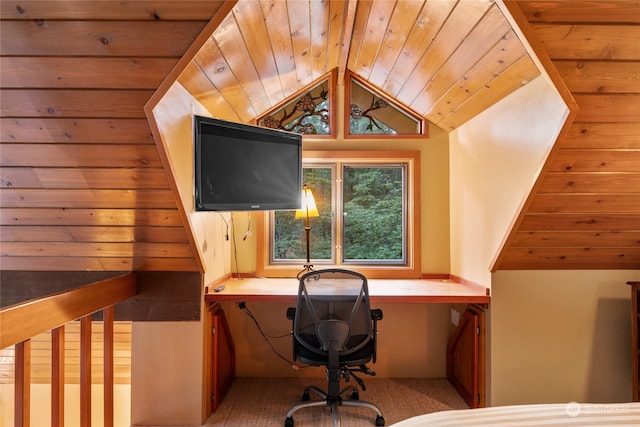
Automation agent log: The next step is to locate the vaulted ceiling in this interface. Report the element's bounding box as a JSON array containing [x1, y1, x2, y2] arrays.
[[1, 1, 638, 273], [177, 0, 539, 131]]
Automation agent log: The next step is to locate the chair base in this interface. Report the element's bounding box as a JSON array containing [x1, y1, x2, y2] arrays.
[[284, 384, 385, 427]]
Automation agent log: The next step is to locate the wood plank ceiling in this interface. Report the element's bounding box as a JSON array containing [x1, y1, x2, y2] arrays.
[[178, 0, 541, 130], [1, 0, 638, 272]]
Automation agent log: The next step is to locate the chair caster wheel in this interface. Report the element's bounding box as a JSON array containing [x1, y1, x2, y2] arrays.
[[301, 391, 310, 401], [285, 416, 294, 427], [350, 390, 359, 400], [375, 415, 385, 426]]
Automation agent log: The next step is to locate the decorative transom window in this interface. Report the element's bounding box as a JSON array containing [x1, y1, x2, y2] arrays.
[[257, 151, 420, 279], [256, 70, 425, 139], [347, 73, 425, 137], [258, 75, 332, 135]]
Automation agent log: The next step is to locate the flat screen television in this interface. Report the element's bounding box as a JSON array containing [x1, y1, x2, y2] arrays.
[[194, 115, 303, 211]]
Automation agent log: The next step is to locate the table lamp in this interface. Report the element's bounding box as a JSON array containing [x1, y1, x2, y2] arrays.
[[295, 184, 319, 279]]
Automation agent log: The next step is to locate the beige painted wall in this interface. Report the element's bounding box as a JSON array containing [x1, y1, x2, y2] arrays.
[[221, 299, 450, 379], [134, 80, 453, 424], [490, 270, 639, 405], [131, 322, 205, 425], [0, 384, 130, 427], [152, 82, 233, 285], [447, 71, 640, 406], [449, 75, 568, 287], [223, 84, 453, 380], [230, 84, 451, 276], [130, 83, 233, 426]]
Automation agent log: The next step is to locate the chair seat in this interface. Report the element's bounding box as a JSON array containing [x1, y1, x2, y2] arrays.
[[297, 333, 373, 366]]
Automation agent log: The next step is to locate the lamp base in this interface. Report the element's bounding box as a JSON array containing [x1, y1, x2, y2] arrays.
[[296, 263, 314, 280]]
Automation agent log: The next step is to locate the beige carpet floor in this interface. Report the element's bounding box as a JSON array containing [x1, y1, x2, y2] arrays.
[[202, 377, 469, 427]]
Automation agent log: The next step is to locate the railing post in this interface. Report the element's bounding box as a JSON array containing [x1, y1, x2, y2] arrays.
[[104, 306, 115, 427], [14, 340, 31, 427], [0, 273, 137, 427], [80, 316, 92, 427], [52, 326, 65, 427]]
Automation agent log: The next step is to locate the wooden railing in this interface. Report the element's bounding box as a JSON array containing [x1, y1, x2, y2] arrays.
[[0, 273, 137, 427]]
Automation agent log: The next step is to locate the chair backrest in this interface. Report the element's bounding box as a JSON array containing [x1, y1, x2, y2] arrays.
[[294, 269, 372, 358]]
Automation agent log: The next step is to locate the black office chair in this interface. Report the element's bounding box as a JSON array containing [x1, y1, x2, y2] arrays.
[[285, 269, 384, 427]]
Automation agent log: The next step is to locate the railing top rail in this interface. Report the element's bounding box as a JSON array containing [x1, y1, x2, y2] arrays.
[[0, 273, 137, 349]]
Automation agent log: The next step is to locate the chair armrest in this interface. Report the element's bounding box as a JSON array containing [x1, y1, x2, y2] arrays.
[[287, 307, 296, 320], [370, 308, 382, 363]]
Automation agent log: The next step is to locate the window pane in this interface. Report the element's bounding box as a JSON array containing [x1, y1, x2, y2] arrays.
[[350, 104, 396, 134], [259, 80, 330, 135], [342, 166, 405, 262], [349, 78, 421, 135], [273, 167, 333, 262]]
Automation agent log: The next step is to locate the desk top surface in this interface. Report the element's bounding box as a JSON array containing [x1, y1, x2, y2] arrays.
[[205, 277, 490, 304]]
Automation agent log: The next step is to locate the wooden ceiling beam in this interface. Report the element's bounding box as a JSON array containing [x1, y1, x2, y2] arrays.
[[337, 0, 357, 85]]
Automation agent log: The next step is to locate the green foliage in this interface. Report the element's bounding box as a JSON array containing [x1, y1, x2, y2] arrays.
[[273, 166, 404, 263], [273, 168, 332, 260], [343, 167, 403, 260], [349, 114, 395, 135]]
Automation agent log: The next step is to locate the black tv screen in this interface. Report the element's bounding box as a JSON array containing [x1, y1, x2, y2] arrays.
[[194, 115, 303, 211]]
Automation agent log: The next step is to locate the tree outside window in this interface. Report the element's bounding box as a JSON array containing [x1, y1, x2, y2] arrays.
[[271, 162, 407, 266], [343, 166, 405, 263], [273, 167, 333, 262]]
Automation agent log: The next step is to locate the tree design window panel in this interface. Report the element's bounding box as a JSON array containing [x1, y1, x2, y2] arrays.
[[259, 79, 331, 135], [348, 76, 424, 136]]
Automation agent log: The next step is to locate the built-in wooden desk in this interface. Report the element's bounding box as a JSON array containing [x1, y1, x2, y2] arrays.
[[204, 276, 490, 407], [205, 277, 490, 304]]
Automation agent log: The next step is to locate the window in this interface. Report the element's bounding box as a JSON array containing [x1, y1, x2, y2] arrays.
[[257, 151, 421, 278], [346, 73, 426, 137], [257, 71, 335, 137]]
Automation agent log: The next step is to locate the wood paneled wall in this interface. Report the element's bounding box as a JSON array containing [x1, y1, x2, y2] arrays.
[[0, 1, 227, 272], [1, 0, 638, 273], [493, 1, 640, 270]]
